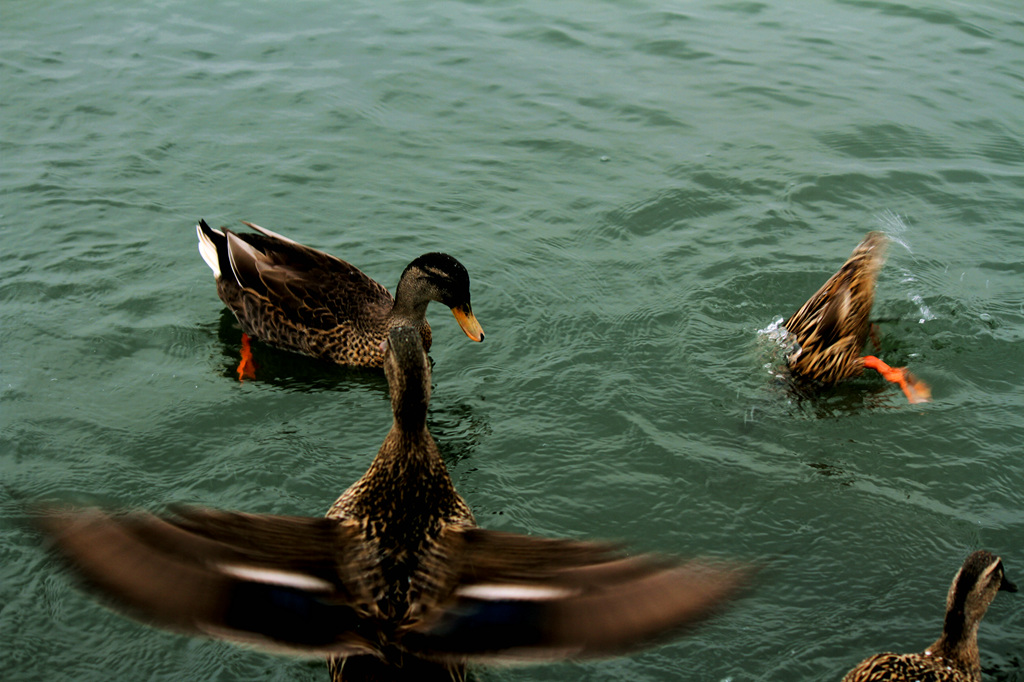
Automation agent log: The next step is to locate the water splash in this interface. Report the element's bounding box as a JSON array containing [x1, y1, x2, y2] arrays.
[[911, 293, 936, 324], [757, 315, 786, 340], [875, 211, 935, 324], [875, 209, 913, 254], [757, 316, 800, 378]]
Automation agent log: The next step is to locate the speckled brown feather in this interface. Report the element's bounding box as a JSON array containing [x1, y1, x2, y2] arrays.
[[841, 652, 974, 682], [784, 231, 887, 384], [841, 551, 1016, 682]]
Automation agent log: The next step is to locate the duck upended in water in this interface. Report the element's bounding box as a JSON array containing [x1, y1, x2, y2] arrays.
[[40, 327, 748, 682], [783, 231, 930, 403], [841, 550, 1016, 682], [196, 219, 484, 375]]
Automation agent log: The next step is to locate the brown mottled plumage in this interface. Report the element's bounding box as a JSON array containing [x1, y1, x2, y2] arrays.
[[785, 231, 887, 384], [783, 231, 930, 403], [841, 551, 1017, 682], [39, 327, 749, 682], [196, 219, 484, 368]]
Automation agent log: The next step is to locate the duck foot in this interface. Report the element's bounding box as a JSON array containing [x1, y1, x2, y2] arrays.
[[237, 333, 257, 381], [863, 355, 930, 404]]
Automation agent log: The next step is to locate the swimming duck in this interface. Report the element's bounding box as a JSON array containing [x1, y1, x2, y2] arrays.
[[196, 219, 484, 377], [783, 231, 930, 403], [841, 550, 1016, 682], [40, 326, 748, 682]]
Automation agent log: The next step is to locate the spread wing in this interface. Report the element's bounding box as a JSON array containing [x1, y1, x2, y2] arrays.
[[39, 507, 381, 657], [40, 507, 750, 665], [402, 527, 750, 663]]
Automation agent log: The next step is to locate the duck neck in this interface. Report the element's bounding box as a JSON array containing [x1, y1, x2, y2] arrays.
[[389, 376, 429, 434], [391, 406, 428, 439], [391, 276, 431, 327], [363, 422, 452, 498], [926, 614, 980, 672]]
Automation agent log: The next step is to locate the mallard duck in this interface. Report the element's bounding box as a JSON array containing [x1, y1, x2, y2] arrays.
[[783, 231, 930, 404], [196, 219, 484, 377], [40, 326, 748, 682], [841, 550, 1017, 682]]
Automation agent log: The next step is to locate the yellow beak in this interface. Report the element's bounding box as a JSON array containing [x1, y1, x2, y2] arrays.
[[452, 306, 485, 342]]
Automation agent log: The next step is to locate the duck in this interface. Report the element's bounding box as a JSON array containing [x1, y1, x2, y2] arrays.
[[196, 219, 484, 377], [783, 231, 930, 404], [841, 550, 1017, 682], [39, 326, 749, 682]]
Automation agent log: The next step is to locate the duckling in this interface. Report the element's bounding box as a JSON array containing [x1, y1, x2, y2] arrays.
[[841, 550, 1017, 682], [783, 231, 930, 403], [40, 327, 748, 682], [196, 219, 484, 377]]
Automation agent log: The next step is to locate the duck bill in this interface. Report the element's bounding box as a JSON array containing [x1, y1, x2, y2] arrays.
[[452, 306, 485, 342]]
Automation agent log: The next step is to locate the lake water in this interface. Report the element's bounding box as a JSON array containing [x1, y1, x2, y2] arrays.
[[2, 1, 1022, 680]]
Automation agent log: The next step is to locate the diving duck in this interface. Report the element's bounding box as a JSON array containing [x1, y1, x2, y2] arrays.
[[783, 231, 930, 404], [196, 219, 484, 376], [841, 550, 1017, 682], [40, 326, 748, 682]]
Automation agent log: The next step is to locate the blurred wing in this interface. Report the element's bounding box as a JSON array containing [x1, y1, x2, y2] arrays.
[[38, 507, 380, 657], [403, 528, 750, 663]]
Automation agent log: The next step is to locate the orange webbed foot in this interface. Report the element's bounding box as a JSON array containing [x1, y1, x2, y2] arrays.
[[863, 355, 930, 404], [237, 333, 257, 381]]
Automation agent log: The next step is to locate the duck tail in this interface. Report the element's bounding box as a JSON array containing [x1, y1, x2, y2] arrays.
[[196, 219, 226, 279]]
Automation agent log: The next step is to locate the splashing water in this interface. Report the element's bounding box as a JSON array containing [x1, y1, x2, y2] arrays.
[[758, 316, 800, 378], [875, 209, 913, 254], [875, 211, 935, 325], [911, 294, 936, 324]]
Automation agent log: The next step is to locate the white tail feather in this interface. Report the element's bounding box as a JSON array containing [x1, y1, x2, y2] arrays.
[[196, 223, 222, 279]]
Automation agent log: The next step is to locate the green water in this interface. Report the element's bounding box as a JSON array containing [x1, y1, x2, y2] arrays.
[[2, 1, 1022, 680]]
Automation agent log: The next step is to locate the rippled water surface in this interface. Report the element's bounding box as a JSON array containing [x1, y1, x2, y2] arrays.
[[3, 1, 1023, 680]]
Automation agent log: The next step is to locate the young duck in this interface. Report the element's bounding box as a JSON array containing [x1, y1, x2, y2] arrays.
[[196, 219, 484, 377], [783, 231, 930, 404], [841, 550, 1017, 682], [40, 327, 748, 682]]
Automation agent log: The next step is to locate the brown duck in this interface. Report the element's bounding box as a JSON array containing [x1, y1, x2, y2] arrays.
[[197, 219, 484, 377], [784, 231, 930, 403], [40, 326, 748, 682], [841, 550, 1016, 682]]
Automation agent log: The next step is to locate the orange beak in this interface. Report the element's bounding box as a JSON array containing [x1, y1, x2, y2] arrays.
[[452, 306, 485, 342]]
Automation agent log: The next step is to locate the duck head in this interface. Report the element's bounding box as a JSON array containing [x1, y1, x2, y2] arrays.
[[395, 253, 485, 342]]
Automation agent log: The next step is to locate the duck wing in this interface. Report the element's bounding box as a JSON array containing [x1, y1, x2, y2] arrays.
[[40, 508, 749, 664], [39, 506, 382, 657], [402, 527, 750, 663], [224, 222, 394, 333]]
